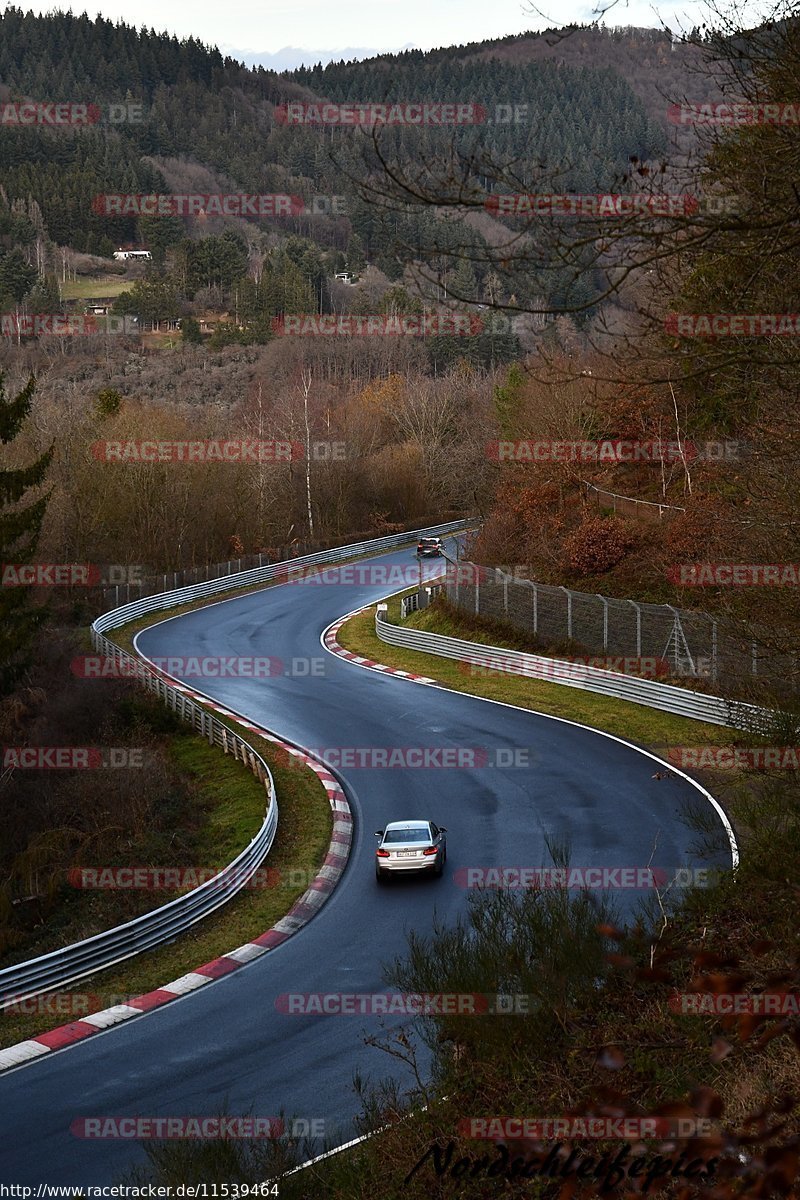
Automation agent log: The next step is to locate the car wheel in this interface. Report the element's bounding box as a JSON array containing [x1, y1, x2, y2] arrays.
[[376, 867, 386, 884], [434, 855, 444, 877]]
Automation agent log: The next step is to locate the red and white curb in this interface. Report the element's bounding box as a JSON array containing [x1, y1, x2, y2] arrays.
[[323, 610, 438, 684], [0, 699, 352, 1076]]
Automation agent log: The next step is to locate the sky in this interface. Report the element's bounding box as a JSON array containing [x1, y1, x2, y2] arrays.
[[10, 0, 733, 66]]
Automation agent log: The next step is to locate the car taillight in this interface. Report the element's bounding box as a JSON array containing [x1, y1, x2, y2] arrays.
[[376, 848, 390, 858], [422, 846, 438, 856]]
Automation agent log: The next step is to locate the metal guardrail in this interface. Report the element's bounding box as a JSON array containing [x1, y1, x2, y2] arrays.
[[445, 563, 798, 694], [400, 583, 444, 619], [0, 520, 471, 1009], [0, 662, 278, 1012], [375, 608, 772, 733], [92, 521, 470, 637]]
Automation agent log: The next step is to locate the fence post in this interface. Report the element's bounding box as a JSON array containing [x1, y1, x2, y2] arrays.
[[475, 571, 480, 616], [532, 582, 538, 635], [711, 620, 718, 684], [626, 599, 642, 658], [596, 594, 608, 651], [752, 641, 758, 677], [559, 586, 573, 640], [503, 575, 509, 616]]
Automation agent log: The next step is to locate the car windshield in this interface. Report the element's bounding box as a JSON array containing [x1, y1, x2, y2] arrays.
[[384, 828, 430, 843]]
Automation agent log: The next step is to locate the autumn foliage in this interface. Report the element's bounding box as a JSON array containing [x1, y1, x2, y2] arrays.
[[562, 514, 640, 577]]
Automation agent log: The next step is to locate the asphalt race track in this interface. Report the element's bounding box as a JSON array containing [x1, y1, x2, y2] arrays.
[[0, 538, 735, 1184]]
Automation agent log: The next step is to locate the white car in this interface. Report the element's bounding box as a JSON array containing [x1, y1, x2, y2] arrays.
[[375, 820, 447, 881]]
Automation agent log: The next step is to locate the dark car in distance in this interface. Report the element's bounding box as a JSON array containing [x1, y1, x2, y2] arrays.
[[416, 537, 443, 557]]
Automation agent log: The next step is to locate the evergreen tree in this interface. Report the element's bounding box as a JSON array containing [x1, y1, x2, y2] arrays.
[[181, 316, 203, 344], [0, 374, 53, 693], [25, 276, 61, 313], [0, 250, 37, 303]]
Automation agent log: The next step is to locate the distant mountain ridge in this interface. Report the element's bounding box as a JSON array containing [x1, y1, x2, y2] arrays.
[[231, 44, 416, 72], [0, 7, 718, 326]]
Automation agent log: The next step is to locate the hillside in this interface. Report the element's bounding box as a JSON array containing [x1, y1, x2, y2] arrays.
[[0, 11, 697, 265]]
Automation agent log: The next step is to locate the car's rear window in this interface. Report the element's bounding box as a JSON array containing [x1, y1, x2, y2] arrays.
[[384, 828, 430, 843]]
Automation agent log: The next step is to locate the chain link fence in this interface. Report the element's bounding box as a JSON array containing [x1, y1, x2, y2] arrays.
[[88, 514, 463, 612], [444, 564, 799, 696]]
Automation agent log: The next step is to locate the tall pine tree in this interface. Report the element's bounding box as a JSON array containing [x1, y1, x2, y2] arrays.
[[0, 374, 53, 693]]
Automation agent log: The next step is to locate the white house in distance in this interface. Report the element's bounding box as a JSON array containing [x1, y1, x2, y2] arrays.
[[113, 249, 152, 261]]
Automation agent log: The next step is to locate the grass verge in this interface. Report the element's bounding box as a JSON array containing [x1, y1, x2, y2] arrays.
[[0, 733, 331, 1049], [337, 590, 733, 754]]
